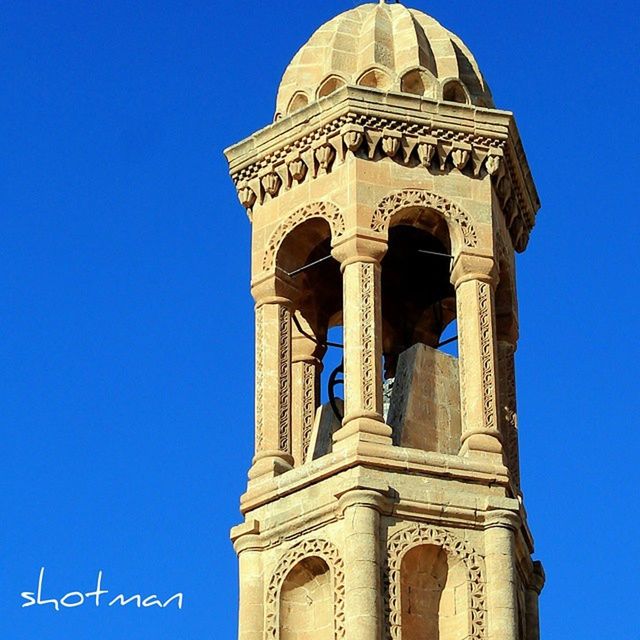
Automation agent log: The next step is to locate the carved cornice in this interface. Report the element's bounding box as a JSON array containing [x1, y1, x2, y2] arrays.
[[225, 87, 539, 253]]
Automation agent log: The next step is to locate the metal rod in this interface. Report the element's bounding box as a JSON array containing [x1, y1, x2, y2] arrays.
[[287, 254, 334, 277], [417, 249, 454, 260], [437, 335, 458, 348], [292, 312, 344, 349]]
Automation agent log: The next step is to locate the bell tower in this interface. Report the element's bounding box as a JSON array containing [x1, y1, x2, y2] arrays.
[[225, 3, 545, 639]]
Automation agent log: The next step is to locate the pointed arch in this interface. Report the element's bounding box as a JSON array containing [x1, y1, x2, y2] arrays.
[[357, 67, 392, 91], [287, 91, 310, 115], [317, 74, 347, 99]]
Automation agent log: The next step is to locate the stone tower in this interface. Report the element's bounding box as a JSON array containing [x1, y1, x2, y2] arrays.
[[225, 3, 544, 639]]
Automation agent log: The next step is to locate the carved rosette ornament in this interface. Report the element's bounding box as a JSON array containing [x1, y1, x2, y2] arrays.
[[385, 524, 487, 640], [265, 539, 345, 639]]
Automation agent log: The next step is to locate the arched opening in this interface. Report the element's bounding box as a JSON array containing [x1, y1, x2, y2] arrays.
[[276, 219, 343, 464], [381, 220, 454, 375], [280, 556, 333, 640], [287, 91, 310, 115], [357, 67, 392, 91], [400, 68, 434, 97], [382, 209, 461, 454], [277, 218, 341, 341], [401, 545, 468, 640], [317, 75, 346, 99], [442, 80, 469, 105]]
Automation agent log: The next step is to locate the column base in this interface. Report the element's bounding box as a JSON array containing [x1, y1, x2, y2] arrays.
[[333, 416, 393, 453], [247, 451, 294, 484], [460, 431, 505, 464]]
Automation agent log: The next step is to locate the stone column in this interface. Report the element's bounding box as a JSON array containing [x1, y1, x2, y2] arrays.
[[249, 274, 296, 482], [498, 339, 521, 491], [484, 510, 520, 640], [232, 521, 263, 640], [291, 315, 325, 466], [451, 253, 503, 462], [525, 561, 545, 640], [337, 489, 386, 640], [331, 235, 392, 452]]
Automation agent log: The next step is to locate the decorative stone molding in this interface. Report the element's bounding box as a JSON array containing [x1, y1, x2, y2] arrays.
[[300, 361, 316, 461], [265, 538, 345, 639], [484, 509, 520, 531], [277, 305, 292, 455], [498, 342, 521, 491], [370, 188, 478, 249], [478, 281, 497, 434], [262, 201, 346, 270], [255, 305, 265, 453], [229, 110, 535, 252], [385, 523, 487, 640], [360, 262, 376, 413]]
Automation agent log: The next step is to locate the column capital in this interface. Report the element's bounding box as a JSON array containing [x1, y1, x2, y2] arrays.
[[230, 519, 263, 554], [451, 252, 498, 288], [484, 509, 521, 531], [335, 486, 392, 515], [251, 271, 299, 306], [529, 560, 546, 594], [292, 313, 326, 362], [331, 232, 388, 269]]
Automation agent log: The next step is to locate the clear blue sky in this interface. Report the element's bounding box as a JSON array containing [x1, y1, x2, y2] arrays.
[[1, 1, 638, 638]]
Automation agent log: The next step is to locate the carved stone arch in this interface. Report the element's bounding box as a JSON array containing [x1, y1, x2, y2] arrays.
[[399, 66, 437, 98], [262, 201, 346, 271], [287, 91, 310, 115], [441, 77, 471, 105], [357, 66, 393, 91], [317, 74, 347, 99], [265, 538, 346, 639], [385, 523, 487, 640], [371, 189, 478, 253]]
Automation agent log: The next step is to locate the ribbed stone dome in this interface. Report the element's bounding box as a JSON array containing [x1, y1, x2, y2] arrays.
[[275, 2, 493, 119]]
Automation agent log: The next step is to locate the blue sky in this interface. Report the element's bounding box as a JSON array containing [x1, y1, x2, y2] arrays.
[[1, 1, 638, 638]]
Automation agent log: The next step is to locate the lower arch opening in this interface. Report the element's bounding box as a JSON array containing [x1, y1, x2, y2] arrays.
[[401, 544, 468, 640], [279, 556, 333, 640]]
